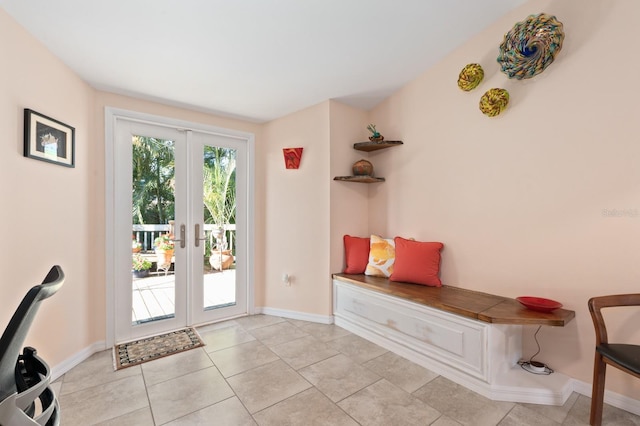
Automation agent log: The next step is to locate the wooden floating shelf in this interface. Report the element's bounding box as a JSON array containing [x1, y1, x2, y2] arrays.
[[353, 140, 403, 152], [333, 139, 402, 183], [333, 176, 385, 183]]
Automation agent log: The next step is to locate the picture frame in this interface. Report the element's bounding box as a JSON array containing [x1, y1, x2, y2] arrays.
[[24, 108, 75, 168]]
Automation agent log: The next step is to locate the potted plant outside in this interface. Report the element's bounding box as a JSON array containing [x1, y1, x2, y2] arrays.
[[154, 233, 175, 269], [132, 254, 152, 278], [132, 238, 142, 253]]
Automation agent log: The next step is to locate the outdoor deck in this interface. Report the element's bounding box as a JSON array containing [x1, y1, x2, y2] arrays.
[[131, 269, 236, 324]]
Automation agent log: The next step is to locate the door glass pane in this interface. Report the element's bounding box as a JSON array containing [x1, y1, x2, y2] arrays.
[[202, 146, 237, 311], [131, 135, 176, 324]]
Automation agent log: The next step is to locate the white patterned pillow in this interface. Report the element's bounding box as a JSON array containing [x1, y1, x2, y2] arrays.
[[364, 235, 395, 277]]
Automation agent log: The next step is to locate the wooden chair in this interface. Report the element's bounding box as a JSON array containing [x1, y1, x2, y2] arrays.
[[588, 294, 640, 425]]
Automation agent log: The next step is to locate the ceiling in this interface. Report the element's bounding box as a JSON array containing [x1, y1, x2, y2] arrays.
[[1, 0, 526, 123]]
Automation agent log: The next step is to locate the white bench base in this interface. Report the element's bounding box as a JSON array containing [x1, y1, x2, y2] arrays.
[[333, 279, 573, 405]]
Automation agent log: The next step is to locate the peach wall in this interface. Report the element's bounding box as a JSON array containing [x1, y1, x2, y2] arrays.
[[329, 101, 370, 273], [261, 102, 332, 316], [369, 0, 640, 399], [0, 9, 96, 366], [258, 99, 371, 318]]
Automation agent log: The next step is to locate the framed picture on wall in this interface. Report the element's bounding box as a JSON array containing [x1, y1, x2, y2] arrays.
[[23, 108, 75, 168]]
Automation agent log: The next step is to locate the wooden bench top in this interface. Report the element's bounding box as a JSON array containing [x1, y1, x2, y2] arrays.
[[333, 273, 575, 327]]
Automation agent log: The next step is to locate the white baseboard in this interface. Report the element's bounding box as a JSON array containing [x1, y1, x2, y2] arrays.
[[50, 341, 106, 381], [256, 307, 333, 324], [573, 379, 640, 416]]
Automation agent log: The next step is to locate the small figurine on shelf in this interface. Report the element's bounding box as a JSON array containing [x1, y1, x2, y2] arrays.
[[367, 124, 384, 142]]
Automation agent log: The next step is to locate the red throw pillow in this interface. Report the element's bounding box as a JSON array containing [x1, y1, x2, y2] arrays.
[[390, 237, 444, 286], [343, 235, 370, 274]]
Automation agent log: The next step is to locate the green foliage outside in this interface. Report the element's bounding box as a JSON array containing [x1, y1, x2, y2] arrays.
[[132, 136, 175, 225], [132, 253, 152, 271], [132, 136, 236, 258], [202, 146, 236, 227]]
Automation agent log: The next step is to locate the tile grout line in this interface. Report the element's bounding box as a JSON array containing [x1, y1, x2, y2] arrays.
[[139, 364, 158, 426]]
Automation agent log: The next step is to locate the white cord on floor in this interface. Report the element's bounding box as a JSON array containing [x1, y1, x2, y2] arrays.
[[518, 325, 554, 375]]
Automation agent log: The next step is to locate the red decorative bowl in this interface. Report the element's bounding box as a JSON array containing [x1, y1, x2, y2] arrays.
[[516, 296, 563, 313]]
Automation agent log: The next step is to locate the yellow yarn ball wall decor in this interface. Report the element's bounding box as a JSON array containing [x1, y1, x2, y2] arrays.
[[457, 63, 484, 91], [479, 88, 510, 117]]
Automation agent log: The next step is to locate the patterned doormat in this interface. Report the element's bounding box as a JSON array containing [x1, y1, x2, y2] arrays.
[[113, 327, 204, 370]]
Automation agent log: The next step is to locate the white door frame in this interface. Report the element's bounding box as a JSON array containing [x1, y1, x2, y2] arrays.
[[105, 107, 255, 347]]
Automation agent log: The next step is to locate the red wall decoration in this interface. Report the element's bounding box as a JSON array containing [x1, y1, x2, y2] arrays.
[[283, 147, 303, 169]]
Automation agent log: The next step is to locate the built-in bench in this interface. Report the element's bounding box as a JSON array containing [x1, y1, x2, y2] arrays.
[[332, 273, 576, 405]]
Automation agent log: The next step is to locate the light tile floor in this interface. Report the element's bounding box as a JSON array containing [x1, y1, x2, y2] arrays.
[[55, 315, 640, 425]]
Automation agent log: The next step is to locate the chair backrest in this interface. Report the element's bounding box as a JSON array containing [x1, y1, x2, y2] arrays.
[[588, 294, 640, 346], [0, 266, 64, 402]]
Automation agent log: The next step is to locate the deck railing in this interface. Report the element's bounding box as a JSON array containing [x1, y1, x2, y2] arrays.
[[133, 223, 236, 254]]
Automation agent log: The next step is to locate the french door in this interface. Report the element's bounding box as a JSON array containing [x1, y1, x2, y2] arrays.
[[112, 118, 249, 343]]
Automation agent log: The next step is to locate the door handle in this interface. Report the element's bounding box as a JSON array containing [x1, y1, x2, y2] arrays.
[[195, 224, 207, 247], [171, 224, 186, 249]]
